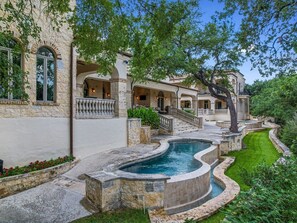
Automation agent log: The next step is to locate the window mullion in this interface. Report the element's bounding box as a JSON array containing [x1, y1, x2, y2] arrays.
[[8, 49, 13, 100], [43, 58, 47, 101]]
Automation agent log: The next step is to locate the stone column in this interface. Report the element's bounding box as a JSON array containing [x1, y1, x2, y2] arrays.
[[176, 92, 182, 109], [110, 78, 127, 117], [192, 97, 198, 115], [210, 99, 215, 111]]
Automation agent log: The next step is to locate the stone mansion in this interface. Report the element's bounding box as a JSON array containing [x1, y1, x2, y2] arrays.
[[0, 1, 250, 168]]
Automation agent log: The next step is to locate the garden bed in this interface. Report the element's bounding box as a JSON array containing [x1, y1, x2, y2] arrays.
[[0, 156, 78, 198]]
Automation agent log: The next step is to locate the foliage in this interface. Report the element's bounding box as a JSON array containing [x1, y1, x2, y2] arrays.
[[224, 156, 297, 223], [128, 107, 160, 129], [0, 155, 75, 178], [226, 129, 281, 191], [220, 0, 297, 76], [249, 75, 297, 125], [280, 113, 297, 155], [72, 208, 150, 223], [183, 109, 195, 115]]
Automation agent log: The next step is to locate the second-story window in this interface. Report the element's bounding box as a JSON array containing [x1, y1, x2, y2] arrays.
[[36, 47, 56, 102], [0, 39, 23, 100]]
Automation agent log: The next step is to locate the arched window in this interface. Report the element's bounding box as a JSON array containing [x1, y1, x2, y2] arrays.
[[36, 47, 56, 101], [0, 39, 23, 100]]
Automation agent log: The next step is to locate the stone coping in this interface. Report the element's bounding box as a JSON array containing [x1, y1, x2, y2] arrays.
[[86, 137, 215, 182], [149, 157, 240, 223], [269, 128, 291, 156]]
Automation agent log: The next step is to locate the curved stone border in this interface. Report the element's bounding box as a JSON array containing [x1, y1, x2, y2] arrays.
[[149, 157, 240, 223], [85, 137, 221, 213], [269, 128, 291, 156], [0, 159, 79, 199]]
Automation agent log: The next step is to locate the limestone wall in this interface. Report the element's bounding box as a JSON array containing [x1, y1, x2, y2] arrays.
[[0, 0, 74, 118]]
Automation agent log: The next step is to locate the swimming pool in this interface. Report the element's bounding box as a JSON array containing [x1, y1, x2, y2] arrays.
[[121, 139, 224, 212], [121, 139, 211, 176]]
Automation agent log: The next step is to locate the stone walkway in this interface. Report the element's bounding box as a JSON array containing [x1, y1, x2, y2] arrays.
[[0, 122, 224, 223]]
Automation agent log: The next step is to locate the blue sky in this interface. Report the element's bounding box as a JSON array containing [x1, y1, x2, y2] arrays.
[[199, 0, 273, 84]]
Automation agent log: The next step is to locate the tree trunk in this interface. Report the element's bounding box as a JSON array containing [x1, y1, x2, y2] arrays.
[[226, 96, 238, 133], [194, 71, 239, 133]]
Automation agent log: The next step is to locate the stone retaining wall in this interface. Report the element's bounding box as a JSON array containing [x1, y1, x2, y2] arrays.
[[0, 160, 78, 199], [269, 127, 291, 156], [149, 157, 240, 222], [85, 138, 219, 214]]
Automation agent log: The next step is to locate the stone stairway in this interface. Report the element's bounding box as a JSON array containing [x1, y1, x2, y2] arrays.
[[165, 115, 200, 134]]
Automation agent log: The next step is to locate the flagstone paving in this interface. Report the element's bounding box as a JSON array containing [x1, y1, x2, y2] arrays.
[[0, 122, 224, 223]]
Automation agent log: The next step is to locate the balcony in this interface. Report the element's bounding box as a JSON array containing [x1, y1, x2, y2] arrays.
[[76, 98, 116, 119]]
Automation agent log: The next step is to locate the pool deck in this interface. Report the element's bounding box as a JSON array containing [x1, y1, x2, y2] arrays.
[[0, 122, 224, 223]]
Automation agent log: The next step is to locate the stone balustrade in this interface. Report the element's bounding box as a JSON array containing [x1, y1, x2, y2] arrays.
[[159, 114, 174, 134], [76, 98, 115, 119]]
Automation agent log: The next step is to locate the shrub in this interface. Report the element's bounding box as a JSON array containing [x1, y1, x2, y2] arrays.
[[128, 107, 160, 129], [183, 109, 195, 115], [0, 155, 75, 178], [224, 156, 297, 222], [280, 113, 297, 155]]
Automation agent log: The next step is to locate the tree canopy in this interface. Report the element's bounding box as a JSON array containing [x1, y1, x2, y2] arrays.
[[220, 0, 297, 76]]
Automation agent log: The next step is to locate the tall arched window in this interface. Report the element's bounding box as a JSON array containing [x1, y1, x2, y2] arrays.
[[36, 47, 56, 101], [0, 39, 23, 100]]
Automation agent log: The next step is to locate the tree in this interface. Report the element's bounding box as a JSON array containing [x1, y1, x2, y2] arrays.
[[0, 0, 245, 132], [250, 75, 297, 125], [220, 0, 297, 76]]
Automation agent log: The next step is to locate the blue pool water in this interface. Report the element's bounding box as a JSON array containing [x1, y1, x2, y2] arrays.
[[121, 139, 211, 176], [121, 139, 224, 198]]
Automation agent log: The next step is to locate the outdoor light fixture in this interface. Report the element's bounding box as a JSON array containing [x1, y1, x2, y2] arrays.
[[91, 88, 96, 93], [136, 96, 140, 100], [107, 93, 110, 97]]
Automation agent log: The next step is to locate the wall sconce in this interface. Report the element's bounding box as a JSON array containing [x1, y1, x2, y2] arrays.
[[91, 88, 96, 93], [107, 93, 110, 97], [136, 96, 140, 100]]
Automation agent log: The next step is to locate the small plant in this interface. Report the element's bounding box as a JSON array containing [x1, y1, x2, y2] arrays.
[[128, 107, 160, 129], [0, 155, 75, 178]]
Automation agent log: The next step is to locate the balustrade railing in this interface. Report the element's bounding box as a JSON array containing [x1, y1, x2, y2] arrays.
[[169, 107, 203, 128], [215, 109, 228, 114], [76, 98, 116, 119], [159, 114, 174, 133], [198, 109, 214, 115]]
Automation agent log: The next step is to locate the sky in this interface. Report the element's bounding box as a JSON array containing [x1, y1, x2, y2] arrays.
[[199, 0, 273, 84]]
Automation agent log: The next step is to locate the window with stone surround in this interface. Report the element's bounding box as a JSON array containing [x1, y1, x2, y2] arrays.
[[0, 39, 24, 100], [36, 47, 56, 102]]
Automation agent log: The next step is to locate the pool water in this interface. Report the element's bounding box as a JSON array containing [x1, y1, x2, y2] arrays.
[[121, 139, 211, 176], [121, 139, 224, 199]]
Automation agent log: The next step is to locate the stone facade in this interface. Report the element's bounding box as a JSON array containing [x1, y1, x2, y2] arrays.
[[0, 0, 75, 118], [127, 118, 141, 146]]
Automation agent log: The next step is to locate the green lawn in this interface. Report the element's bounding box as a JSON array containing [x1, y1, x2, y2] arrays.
[[200, 129, 281, 223], [73, 129, 281, 223]]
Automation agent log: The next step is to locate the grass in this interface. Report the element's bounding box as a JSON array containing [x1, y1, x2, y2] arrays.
[[72, 209, 150, 223], [73, 129, 281, 223], [199, 129, 281, 222]]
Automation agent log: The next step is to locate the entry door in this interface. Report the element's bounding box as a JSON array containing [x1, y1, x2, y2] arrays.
[[158, 97, 164, 110]]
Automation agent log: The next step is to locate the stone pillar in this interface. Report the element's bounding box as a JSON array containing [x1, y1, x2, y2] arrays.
[[192, 98, 198, 115], [210, 99, 215, 111], [110, 78, 127, 117], [127, 118, 141, 146], [176, 92, 182, 109], [76, 83, 84, 97]]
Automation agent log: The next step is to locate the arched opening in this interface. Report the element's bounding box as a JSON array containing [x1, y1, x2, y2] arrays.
[[0, 38, 23, 100], [36, 47, 56, 101]]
